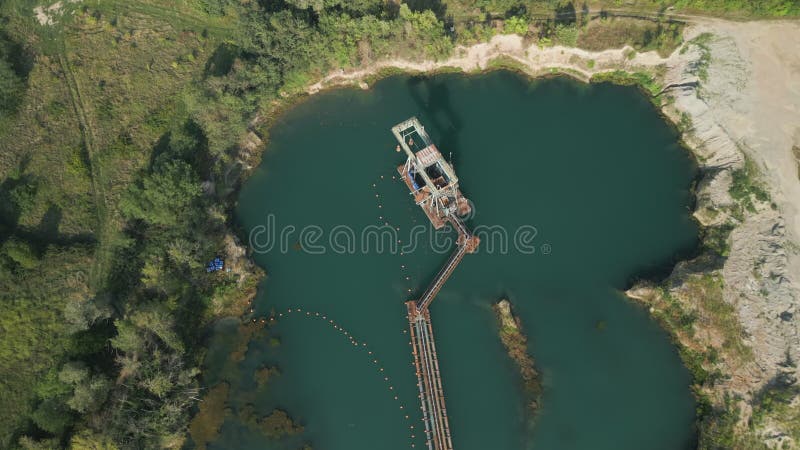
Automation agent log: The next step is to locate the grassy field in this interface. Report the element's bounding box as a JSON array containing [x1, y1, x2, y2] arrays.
[[577, 16, 683, 56]]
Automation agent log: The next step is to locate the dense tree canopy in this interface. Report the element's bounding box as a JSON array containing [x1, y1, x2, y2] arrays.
[[120, 160, 202, 228]]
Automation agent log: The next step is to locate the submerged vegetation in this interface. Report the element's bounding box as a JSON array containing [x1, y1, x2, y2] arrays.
[[187, 383, 230, 450], [492, 299, 542, 417]]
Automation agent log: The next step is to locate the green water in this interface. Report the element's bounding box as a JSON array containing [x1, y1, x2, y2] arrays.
[[205, 72, 699, 450]]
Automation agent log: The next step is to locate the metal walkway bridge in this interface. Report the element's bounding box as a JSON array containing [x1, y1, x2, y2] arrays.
[[417, 217, 479, 311], [406, 215, 478, 450]]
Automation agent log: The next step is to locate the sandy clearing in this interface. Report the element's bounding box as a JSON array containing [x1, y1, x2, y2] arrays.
[[33, 0, 81, 26], [708, 20, 800, 255]]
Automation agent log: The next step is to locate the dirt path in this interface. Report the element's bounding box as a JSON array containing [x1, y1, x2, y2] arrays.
[[58, 44, 110, 290]]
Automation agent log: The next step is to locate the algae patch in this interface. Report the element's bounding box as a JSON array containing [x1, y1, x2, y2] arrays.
[[188, 382, 230, 450], [493, 299, 542, 416]]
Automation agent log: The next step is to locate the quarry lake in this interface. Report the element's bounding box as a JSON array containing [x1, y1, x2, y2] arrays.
[[203, 71, 699, 450]]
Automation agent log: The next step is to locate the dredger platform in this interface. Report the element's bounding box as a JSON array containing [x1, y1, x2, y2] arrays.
[[391, 117, 479, 450]]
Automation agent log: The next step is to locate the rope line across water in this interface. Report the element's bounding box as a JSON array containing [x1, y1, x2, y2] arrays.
[[264, 306, 423, 448]]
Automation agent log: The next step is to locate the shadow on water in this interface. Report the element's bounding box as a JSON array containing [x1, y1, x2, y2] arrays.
[[625, 243, 700, 287], [405, 76, 464, 162]]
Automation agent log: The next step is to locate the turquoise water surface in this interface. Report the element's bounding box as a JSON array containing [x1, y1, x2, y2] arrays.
[[205, 72, 699, 450]]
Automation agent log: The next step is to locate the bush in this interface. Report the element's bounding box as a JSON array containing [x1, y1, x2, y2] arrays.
[[504, 16, 528, 36], [2, 237, 39, 269], [553, 24, 579, 47], [729, 159, 770, 213], [31, 398, 73, 435], [0, 33, 28, 118], [0, 57, 23, 116], [590, 70, 662, 97], [696, 395, 738, 450], [120, 160, 202, 228]]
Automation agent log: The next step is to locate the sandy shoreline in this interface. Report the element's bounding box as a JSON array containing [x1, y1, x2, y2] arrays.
[[307, 34, 668, 93]]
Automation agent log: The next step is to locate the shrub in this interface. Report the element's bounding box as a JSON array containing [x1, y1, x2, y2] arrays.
[[2, 237, 39, 269], [504, 16, 528, 36]]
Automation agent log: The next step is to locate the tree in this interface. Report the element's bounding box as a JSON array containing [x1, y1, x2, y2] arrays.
[[0, 174, 38, 225], [166, 239, 202, 271], [130, 303, 185, 354], [69, 430, 119, 450], [110, 319, 146, 355], [2, 237, 39, 269], [504, 16, 529, 35], [120, 160, 202, 228], [18, 436, 61, 450], [63, 297, 112, 333], [284, 0, 382, 15], [284, 0, 326, 11], [0, 57, 23, 116], [67, 376, 111, 413], [31, 397, 72, 435], [58, 362, 111, 413], [398, 5, 453, 59], [59, 362, 90, 385]]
